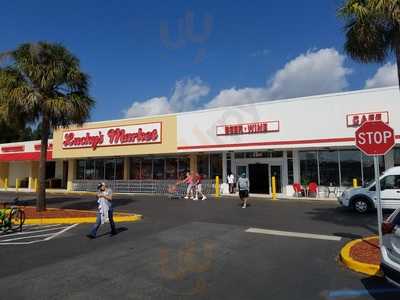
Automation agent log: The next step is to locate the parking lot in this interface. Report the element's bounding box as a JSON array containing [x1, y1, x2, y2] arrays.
[[0, 192, 399, 300]]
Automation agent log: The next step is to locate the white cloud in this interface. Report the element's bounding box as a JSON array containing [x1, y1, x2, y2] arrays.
[[365, 63, 398, 89], [124, 78, 210, 118], [124, 97, 171, 118], [169, 77, 210, 111], [124, 48, 354, 116], [207, 48, 351, 108]]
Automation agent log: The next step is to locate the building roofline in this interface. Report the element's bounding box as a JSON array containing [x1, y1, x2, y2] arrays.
[[76, 86, 400, 126]]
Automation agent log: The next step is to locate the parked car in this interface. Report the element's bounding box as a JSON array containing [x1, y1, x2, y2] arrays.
[[338, 166, 400, 214], [381, 208, 400, 287]]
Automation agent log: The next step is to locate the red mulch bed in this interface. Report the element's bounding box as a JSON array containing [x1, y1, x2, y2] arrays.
[[349, 237, 381, 265], [23, 207, 97, 219]]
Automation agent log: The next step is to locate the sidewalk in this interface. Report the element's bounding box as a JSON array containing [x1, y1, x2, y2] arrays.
[[0, 188, 338, 201]]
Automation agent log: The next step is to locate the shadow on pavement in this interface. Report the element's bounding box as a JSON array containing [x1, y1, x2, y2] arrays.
[[305, 206, 393, 237], [360, 277, 400, 300]]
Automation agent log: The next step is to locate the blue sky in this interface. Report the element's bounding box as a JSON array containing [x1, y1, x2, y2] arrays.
[[0, 0, 397, 122]]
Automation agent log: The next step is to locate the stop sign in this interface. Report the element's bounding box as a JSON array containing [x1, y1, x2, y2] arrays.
[[355, 121, 395, 156]]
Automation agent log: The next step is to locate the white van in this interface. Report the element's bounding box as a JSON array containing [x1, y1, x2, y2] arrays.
[[338, 166, 400, 213]]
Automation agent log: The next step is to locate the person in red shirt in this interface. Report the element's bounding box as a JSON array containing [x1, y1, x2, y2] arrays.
[[193, 172, 207, 201]]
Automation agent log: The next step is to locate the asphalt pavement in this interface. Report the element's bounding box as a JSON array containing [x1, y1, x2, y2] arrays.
[[0, 191, 398, 300]]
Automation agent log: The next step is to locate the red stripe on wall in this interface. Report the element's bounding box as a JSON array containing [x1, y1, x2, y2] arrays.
[[0, 151, 52, 161], [1, 146, 25, 152], [34, 144, 53, 151], [178, 135, 400, 150], [177, 137, 357, 150]]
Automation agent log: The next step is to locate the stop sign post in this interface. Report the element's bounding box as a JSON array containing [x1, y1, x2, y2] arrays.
[[355, 121, 395, 246]]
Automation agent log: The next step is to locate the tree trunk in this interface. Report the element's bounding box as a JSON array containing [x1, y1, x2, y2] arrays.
[[36, 116, 50, 212]]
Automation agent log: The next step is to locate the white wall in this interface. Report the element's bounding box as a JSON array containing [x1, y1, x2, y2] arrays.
[[177, 87, 400, 152]]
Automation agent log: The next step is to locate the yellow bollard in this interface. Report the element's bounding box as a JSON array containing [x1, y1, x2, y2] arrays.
[[16, 178, 19, 192], [4, 178, 8, 191], [352, 178, 358, 188], [215, 176, 220, 198], [35, 178, 38, 191], [29, 177, 32, 191], [271, 176, 277, 200]]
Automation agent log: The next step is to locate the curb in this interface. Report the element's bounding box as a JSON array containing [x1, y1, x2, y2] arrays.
[[24, 214, 142, 225], [340, 236, 382, 277]]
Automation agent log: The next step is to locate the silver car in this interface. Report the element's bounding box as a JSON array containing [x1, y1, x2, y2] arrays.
[[382, 208, 400, 286]]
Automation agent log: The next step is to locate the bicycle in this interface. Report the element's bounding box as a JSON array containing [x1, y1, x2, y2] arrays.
[[0, 198, 26, 233]]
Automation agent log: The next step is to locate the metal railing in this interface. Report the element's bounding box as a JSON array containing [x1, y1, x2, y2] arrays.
[[72, 179, 216, 195]]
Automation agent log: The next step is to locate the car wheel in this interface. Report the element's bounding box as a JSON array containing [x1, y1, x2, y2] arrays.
[[353, 198, 370, 214]]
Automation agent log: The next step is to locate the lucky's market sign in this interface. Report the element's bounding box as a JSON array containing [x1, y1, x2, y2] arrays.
[[63, 122, 162, 150]]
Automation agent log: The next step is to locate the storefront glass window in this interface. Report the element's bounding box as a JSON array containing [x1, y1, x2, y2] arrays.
[[153, 158, 165, 180], [104, 159, 115, 180], [210, 153, 222, 179], [394, 148, 400, 166], [130, 158, 141, 179], [76, 160, 85, 180], [271, 151, 283, 158], [340, 150, 362, 187], [318, 151, 339, 186], [362, 154, 385, 185], [85, 160, 95, 179], [197, 154, 209, 179], [178, 157, 190, 179], [300, 151, 318, 185], [287, 151, 294, 185], [165, 158, 177, 179], [115, 158, 124, 180], [141, 158, 153, 179], [95, 159, 104, 179], [234, 152, 245, 159]]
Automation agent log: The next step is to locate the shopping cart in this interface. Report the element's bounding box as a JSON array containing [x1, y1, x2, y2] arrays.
[[167, 182, 186, 199]]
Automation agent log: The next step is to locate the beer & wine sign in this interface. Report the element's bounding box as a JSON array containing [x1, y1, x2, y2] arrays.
[[216, 121, 279, 136], [63, 122, 162, 150]]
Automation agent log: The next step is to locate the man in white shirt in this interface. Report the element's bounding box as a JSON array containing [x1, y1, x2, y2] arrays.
[[228, 172, 235, 194], [87, 182, 117, 239]]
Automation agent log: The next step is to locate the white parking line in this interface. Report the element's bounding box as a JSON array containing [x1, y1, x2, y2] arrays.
[[245, 228, 342, 241], [0, 224, 79, 245], [0, 233, 55, 242], [0, 226, 70, 238], [44, 224, 78, 241]]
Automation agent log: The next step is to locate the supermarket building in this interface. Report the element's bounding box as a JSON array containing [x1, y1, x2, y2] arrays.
[[0, 86, 399, 196]]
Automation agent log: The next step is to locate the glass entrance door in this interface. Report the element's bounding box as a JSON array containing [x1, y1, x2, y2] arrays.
[[236, 165, 248, 179], [249, 163, 269, 194], [270, 165, 282, 193]]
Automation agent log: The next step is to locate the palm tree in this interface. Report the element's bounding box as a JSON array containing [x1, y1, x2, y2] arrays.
[[339, 0, 400, 86], [0, 42, 94, 211]]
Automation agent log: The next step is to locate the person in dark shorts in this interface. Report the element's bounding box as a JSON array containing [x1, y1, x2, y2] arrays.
[[237, 173, 250, 208]]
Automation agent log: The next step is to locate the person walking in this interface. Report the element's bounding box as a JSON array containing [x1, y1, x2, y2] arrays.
[[87, 182, 117, 239], [182, 171, 194, 200], [237, 173, 250, 208], [228, 172, 235, 194], [193, 172, 207, 201]]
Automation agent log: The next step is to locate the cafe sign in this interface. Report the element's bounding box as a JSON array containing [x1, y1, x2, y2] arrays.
[[216, 121, 279, 136], [63, 122, 162, 150], [346, 111, 389, 128]]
